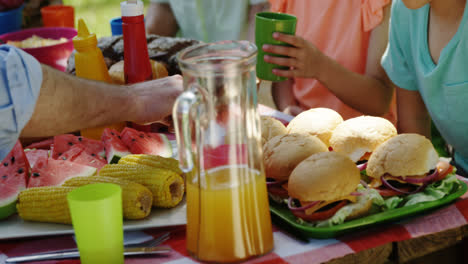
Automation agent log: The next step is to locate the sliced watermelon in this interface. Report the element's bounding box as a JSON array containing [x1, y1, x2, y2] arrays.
[[120, 127, 172, 157], [51, 134, 105, 159], [57, 144, 107, 170], [101, 128, 131, 164], [0, 141, 29, 220], [25, 138, 54, 150], [25, 149, 49, 168], [28, 156, 97, 188]]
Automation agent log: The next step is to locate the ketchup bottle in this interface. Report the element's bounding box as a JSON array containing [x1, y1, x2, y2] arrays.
[[121, 0, 152, 84], [121, 0, 153, 132]]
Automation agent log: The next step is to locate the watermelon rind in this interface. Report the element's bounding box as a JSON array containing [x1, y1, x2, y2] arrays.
[[107, 149, 131, 164], [159, 134, 173, 158], [101, 128, 132, 164], [0, 193, 19, 220]]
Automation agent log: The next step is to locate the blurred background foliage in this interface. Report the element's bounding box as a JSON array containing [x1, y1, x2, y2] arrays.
[[63, 0, 150, 38]]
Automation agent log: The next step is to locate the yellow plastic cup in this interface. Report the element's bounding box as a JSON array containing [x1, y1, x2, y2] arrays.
[[67, 183, 124, 264]]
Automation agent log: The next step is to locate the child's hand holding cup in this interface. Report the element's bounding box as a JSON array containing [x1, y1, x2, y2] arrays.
[[255, 12, 297, 82]]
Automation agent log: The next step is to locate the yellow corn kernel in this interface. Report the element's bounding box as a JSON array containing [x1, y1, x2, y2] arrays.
[[99, 166, 185, 208], [118, 154, 183, 175], [99, 164, 153, 175], [17, 186, 75, 224], [63, 176, 153, 219]]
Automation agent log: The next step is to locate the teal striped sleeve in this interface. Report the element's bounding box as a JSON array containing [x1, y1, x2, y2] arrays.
[[0, 45, 42, 160]]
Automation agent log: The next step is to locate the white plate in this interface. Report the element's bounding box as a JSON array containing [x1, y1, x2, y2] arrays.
[[0, 200, 187, 240]]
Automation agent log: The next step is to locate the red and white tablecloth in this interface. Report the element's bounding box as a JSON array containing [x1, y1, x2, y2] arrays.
[[2, 182, 468, 264], [2, 106, 468, 264]]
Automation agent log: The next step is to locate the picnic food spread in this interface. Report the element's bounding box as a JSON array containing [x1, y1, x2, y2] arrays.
[[261, 108, 463, 231], [1, 2, 467, 261]]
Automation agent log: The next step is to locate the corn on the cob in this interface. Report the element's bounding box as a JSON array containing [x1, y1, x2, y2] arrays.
[[17, 186, 75, 224], [99, 165, 185, 208], [63, 176, 153, 219], [118, 154, 183, 175], [100, 164, 152, 173]]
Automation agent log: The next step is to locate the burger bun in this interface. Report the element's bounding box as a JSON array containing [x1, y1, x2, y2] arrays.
[[288, 152, 360, 202], [367, 133, 439, 179], [330, 116, 397, 162], [108, 60, 168, 85], [263, 133, 328, 181], [287, 108, 343, 146], [260, 116, 287, 145]]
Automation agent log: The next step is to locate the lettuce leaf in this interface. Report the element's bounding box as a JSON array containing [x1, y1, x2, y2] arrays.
[[403, 174, 459, 206], [290, 173, 460, 227], [313, 186, 384, 227], [383, 196, 404, 210]]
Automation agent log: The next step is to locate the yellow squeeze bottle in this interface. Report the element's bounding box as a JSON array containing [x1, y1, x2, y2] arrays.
[[73, 19, 126, 140]]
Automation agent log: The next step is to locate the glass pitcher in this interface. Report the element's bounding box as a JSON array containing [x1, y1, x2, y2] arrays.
[[173, 41, 274, 263]]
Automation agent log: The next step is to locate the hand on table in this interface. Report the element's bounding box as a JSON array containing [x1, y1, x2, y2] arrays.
[[128, 75, 183, 125], [262, 33, 325, 79]]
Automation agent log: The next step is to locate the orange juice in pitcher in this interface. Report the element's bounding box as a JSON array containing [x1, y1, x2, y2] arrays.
[[174, 41, 274, 262], [186, 166, 273, 262]]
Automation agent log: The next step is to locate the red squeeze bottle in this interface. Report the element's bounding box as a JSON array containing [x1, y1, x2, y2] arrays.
[[121, 0, 152, 132], [121, 0, 152, 84]]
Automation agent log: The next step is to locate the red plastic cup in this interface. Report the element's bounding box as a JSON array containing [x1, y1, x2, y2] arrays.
[[41, 5, 75, 28]]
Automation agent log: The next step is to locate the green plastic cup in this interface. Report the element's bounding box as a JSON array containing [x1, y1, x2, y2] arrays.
[[255, 12, 297, 82], [67, 183, 124, 264]]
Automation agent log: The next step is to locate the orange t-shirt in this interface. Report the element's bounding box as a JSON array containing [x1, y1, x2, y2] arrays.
[[269, 0, 396, 124]]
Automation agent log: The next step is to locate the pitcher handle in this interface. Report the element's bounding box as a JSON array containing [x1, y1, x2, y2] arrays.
[[173, 85, 202, 173]]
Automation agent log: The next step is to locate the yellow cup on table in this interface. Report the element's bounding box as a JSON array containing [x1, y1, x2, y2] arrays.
[[67, 183, 124, 264]]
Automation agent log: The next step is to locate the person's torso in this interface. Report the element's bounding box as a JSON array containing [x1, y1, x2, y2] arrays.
[[280, 0, 390, 121], [168, 0, 250, 42], [397, 2, 468, 167]]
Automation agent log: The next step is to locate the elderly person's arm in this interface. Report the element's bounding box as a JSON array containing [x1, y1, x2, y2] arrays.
[[0, 45, 182, 159], [22, 65, 182, 137]]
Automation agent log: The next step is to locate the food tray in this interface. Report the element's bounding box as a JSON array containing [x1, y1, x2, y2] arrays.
[[270, 180, 467, 239]]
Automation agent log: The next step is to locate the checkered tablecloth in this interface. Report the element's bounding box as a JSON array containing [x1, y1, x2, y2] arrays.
[[2, 106, 468, 264], [2, 186, 468, 264]]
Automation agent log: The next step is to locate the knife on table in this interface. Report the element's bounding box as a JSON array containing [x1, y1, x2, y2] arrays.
[[5, 246, 171, 263]]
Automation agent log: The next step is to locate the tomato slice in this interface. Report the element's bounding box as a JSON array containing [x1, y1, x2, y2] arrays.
[[359, 152, 372, 161], [434, 161, 453, 182], [376, 187, 412, 197], [291, 200, 348, 221]]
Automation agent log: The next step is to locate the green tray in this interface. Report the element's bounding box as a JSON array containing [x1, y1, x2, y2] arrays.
[[270, 180, 468, 239]]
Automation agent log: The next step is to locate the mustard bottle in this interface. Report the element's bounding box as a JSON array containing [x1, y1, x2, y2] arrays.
[[73, 19, 126, 140]]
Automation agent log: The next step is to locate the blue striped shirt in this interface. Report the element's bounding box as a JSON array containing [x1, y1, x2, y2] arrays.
[[0, 45, 42, 160]]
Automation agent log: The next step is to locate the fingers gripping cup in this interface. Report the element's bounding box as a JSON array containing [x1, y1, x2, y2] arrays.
[[67, 183, 124, 264], [255, 12, 297, 82]]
